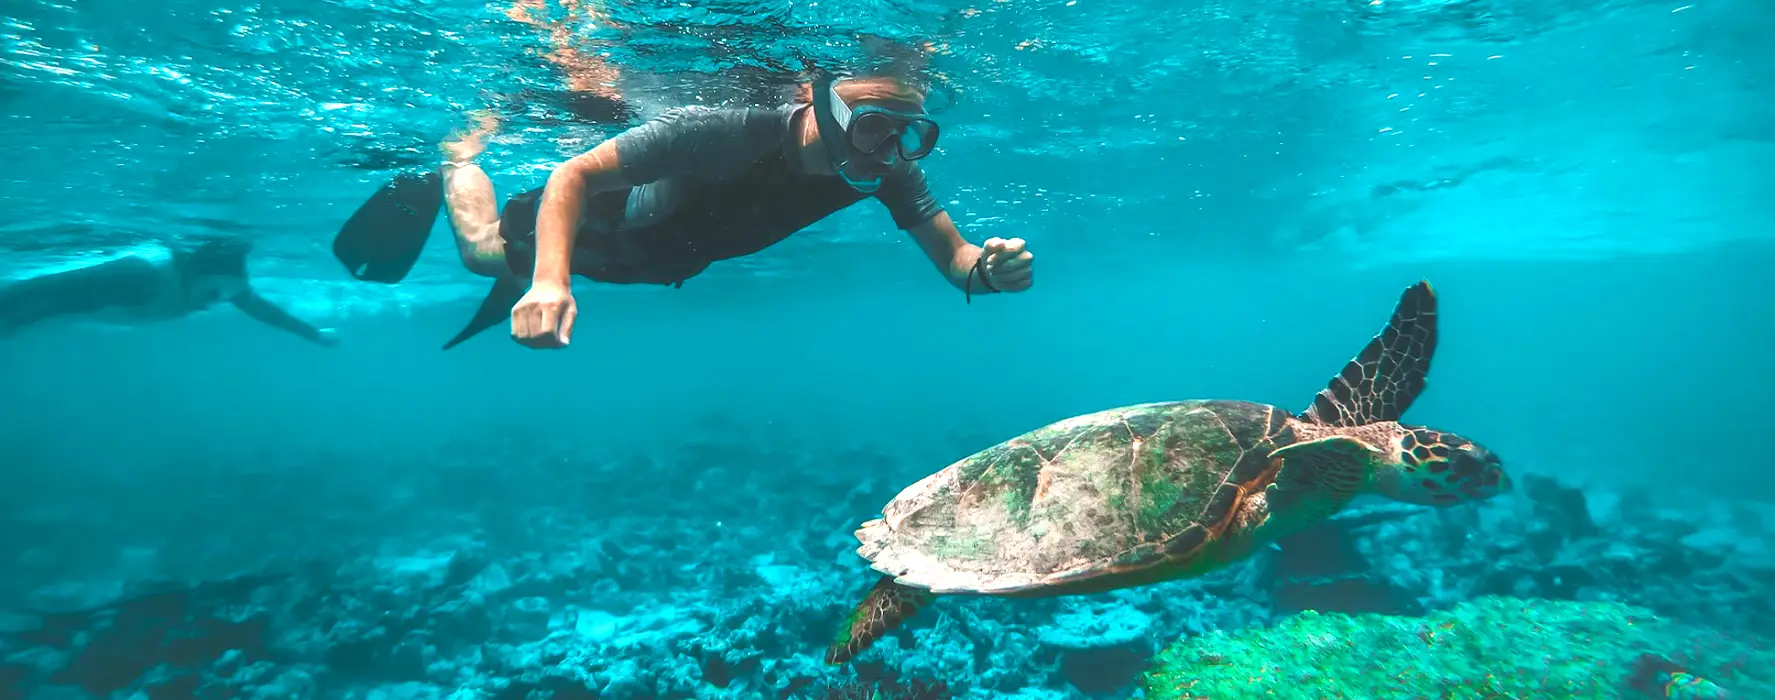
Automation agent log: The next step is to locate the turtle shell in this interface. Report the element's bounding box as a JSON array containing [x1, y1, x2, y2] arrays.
[[853, 399, 1298, 596]]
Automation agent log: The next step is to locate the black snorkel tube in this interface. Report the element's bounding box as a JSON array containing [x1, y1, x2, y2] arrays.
[[810, 73, 884, 194]]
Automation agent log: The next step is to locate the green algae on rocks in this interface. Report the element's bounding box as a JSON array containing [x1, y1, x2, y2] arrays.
[[1139, 596, 1772, 699]]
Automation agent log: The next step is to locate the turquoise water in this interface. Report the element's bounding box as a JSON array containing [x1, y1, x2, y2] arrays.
[[2, 0, 1773, 698]]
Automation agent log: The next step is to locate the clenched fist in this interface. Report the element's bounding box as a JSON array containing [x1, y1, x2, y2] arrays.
[[511, 282, 577, 349], [978, 237, 1033, 292]]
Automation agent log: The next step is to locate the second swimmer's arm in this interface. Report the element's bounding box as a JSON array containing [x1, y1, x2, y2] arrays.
[[532, 140, 630, 289], [231, 290, 335, 347]]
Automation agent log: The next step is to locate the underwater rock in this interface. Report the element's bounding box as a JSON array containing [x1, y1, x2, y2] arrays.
[[1259, 472, 1775, 638], [5, 573, 287, 698], [1270, 503, 1431, 617], [1139, 596, 1774, 698], [0, 662, 29, 700], [1035, 604, 1155, 697], [810, 660, 953, 700]]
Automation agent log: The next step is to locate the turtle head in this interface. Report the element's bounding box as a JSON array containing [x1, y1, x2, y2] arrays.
[[1372, 424, 1509, 506]]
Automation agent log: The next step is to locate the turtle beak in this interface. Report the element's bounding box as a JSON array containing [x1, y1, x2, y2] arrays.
[[1472, 445, 1509, 493]]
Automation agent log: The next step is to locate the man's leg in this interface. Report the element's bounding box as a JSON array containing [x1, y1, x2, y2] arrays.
[[440, 113, 514, 280]]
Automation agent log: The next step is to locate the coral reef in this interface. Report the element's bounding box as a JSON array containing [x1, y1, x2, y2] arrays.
[[3, 421, 1770, 700], [1139, 596, 1773, 699]]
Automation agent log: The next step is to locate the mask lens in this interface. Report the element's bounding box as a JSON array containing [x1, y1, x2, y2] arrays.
[[899, 119, 938, 160], [848, 111, 900, 154], [847, 111, 940, 161]]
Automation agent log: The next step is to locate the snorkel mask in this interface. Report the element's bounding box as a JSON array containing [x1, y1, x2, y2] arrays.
[[810, 74, 940, 194]]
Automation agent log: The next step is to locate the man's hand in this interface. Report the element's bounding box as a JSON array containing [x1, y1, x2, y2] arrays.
[[511, 282, 577, 349], [979, 237, 1034, 292], [315, 328, 342, 348]]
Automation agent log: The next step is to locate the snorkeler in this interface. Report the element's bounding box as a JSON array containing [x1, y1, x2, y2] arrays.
[[0, 232, 340, 347], [333, 71, 1035, 350]]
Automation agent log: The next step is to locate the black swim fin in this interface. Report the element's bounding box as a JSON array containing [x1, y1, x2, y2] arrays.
[[441, 276, 527, 350], [333, 170, 445, 284]]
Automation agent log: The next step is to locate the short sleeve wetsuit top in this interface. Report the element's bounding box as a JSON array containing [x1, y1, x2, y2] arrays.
[[496, 104, 946, 286]]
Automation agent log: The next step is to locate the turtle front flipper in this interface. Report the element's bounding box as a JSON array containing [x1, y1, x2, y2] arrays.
[[1300, 280, 1438, 427], [1263, 435, 1376, 527], [825, 575, 936, 665]]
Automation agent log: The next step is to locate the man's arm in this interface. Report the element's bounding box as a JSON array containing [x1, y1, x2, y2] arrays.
[[906, 211, 987, 292], [884, 165, 1033, 296], [231, 291, 336, 347], [531, 140, 631, 290]]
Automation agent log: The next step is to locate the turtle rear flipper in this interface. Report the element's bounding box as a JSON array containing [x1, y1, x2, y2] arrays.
[[826, 575, 935, 665], [1300, 280, 1439, 427], [1264, 435, 1374, 526]]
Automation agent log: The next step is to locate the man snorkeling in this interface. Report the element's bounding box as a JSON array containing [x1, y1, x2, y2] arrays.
[[333, 71, 1035, 350], [0, 231, 339, 346]]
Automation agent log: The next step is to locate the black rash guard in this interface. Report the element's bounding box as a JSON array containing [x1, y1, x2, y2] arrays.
[[496, 104, 945, 286]]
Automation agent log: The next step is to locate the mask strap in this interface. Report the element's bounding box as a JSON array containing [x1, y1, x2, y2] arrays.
[[816, 77, 882, 193], [820, 77, 883, 194], [828, 82, 855, 130]]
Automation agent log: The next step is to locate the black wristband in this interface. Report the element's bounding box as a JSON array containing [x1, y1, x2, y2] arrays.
[[975, 256, 999, 292], [966, 255, 997, 304]]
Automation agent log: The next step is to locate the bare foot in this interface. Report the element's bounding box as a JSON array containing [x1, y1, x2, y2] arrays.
[[441, 111, 501, 165]]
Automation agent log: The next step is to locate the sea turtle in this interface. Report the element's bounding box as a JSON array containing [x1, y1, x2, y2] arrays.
[[825, 279, 1510, 665]]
